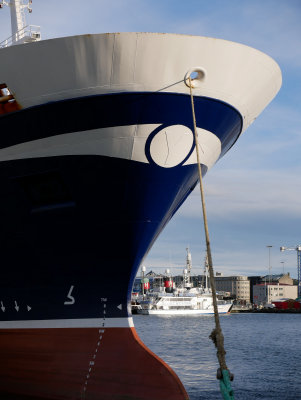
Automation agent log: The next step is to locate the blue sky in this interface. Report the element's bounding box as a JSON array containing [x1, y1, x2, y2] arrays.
[[1, 0, 301, 278]]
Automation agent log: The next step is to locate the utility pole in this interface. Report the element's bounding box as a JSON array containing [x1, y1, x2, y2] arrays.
[[267, 245, 273, 285], [266, 245, 273, 303], [280, 261, 285, 275]]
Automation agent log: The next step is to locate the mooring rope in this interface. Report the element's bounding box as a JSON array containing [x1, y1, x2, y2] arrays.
[[188, 77, 234, 400]]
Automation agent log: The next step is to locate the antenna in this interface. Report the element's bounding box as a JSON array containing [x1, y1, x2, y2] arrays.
[[0, 0, 40, 48]]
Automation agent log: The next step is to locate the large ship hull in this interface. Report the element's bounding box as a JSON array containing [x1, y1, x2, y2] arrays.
[[0, 33, 281, 399]]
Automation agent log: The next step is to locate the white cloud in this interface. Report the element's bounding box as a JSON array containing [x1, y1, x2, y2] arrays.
[[178, 167, 301, 220]]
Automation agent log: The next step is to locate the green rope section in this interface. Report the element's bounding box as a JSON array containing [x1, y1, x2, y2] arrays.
[[188, 77, 235, 400], [219, 370, 234, 400]]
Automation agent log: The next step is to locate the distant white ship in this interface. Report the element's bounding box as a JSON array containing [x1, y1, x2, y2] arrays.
[[138, 291, 232, 315], [137, 248, 232, 315]]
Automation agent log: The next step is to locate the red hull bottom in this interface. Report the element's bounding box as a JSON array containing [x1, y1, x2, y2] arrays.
[[0, 327, 188, 400]]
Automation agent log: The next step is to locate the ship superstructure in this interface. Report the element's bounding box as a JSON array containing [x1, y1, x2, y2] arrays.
[[0, 3, 281, 399], [0, 0, 40, 47]]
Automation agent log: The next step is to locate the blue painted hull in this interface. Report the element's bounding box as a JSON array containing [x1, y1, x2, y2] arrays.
[[0, 92, 242, 322]]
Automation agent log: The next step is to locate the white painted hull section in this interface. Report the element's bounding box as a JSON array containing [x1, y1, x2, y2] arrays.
[[0, 317, 134, 329], [0, 124, 221, 171]]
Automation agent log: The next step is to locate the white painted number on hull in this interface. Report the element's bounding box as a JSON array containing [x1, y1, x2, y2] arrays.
[[64, 285, 75, 305], [0, 301, 5, 312]]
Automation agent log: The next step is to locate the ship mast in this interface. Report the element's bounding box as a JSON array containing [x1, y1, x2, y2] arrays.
[[186, 247, 192, 273], [0, 0, 40, 47], [183, 247, 192, 289]]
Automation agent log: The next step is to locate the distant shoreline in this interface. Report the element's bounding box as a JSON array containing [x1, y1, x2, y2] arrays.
[[231, 309, 301, 314]]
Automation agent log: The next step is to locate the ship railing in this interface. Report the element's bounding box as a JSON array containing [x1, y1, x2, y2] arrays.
[[0, 25, 41, 48]]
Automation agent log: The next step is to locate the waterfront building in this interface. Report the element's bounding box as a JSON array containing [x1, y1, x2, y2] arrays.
[[214, 275, 250, 303], [253, 274, 297, 305], [249, 273, 295, 304], [248, 276, 265, 304], [261, 273, 294, 285]]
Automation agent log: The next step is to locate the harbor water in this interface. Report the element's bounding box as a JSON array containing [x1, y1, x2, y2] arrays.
[[133, 313, 301, 399]]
